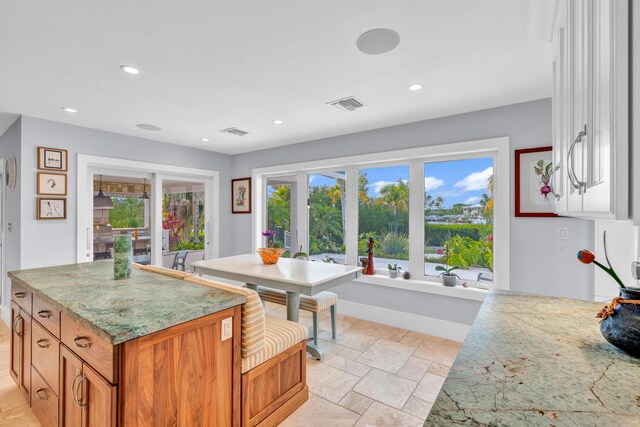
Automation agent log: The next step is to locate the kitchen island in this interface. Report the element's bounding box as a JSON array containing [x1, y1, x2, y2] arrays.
[[425, 291, 640, 426], [8, 261, 246, 426]]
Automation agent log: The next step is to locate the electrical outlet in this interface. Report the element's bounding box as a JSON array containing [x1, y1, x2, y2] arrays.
[[558, 227, 568, 240], [221, 317, 233, 341]]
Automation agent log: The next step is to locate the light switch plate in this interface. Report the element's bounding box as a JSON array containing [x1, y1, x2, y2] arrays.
[[558, 227, 568, 240], [221, 317, 233, 341]]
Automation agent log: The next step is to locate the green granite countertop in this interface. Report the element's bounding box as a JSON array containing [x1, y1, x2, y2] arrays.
[[425, 291, 640, 426], [8, 262, 245, 345]]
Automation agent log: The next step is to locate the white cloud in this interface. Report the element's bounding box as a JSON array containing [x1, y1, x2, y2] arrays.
[[424, 176, 444, 191], [308, 176, 316, 183], [454, 167, 493, 192], [370, 180, 394, 195], [464, 196, 481, 205]]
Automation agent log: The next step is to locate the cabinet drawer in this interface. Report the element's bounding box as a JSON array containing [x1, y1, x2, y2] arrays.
[[32, 321, 60, 395], [33, 295, 60, 338], [31, 366, 59, 427], [11, 282, 32, 315], [61, 314, 117, 384]]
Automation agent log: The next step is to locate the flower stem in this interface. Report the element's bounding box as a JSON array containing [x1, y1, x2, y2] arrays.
[[593, 260, 626, 288]]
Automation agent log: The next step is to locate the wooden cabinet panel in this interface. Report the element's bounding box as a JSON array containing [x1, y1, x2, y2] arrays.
[[82, 364, 117, 427], [31, 366, 59, 427], [33, 294, 61, 338], [32, 320, 60, 395], [61, 314, 117, 384], [11, 281, 32, 315], [60, 345, 83, 427], [10, 302, 32, 403], [9, 301, 21, 387], [119, 307, 239, 427]]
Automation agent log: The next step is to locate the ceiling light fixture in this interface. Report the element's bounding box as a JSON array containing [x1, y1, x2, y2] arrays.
[[356, 28, 401, 55], [61, 107, 78, 113], [140, 178, 150, 200], [272, 120, 283, 125], [94, 175, 114, 209], [408, 83, 423, 91], [120, 65, 141, 75], [136, 123, 162, 131], [201, 137, 210, 142]]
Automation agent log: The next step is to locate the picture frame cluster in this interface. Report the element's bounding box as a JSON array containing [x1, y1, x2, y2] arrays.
[[36, 146, 68, 220]]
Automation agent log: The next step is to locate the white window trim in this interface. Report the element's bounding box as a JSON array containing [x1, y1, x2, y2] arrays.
[[77, 154, 220, 265], [253, 136, 510, 292]]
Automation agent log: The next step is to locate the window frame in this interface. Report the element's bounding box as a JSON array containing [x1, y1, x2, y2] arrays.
[[253, 137, 510, 290]]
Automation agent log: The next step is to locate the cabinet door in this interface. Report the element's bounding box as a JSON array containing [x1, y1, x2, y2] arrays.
[[81, 363, 116, 427], [13, 307, 32, 403], [552, 9, 568, 213], [9, 301, 21, 388], [60, 345, 83, 427]]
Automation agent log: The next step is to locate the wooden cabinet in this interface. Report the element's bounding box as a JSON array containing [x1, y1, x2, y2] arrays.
[[10, 301, 31, 404], [31, 366, 59, 427], [552, 0, 629, 219], [60, 345, 116, 427]]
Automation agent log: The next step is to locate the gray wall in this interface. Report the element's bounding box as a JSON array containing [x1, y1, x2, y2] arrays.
[[18, 116, 234, 269], [0, 117, 22, 307], [230, 99, 595, 326]]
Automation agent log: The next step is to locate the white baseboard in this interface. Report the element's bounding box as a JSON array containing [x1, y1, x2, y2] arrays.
[[337, 299, 470, 342]]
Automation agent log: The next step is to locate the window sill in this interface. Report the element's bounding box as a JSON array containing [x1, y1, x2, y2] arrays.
[[353, 274, 488, 301]]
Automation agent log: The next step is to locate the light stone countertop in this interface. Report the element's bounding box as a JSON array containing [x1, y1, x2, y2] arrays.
[[8, 261, 245, 345], [425, 291, 640, 426]]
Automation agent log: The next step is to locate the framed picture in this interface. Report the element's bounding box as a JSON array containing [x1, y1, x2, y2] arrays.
[[37, 172, 67, 196], [231, 177, 251, 214], [38, 146, 68, 171], [515, 146, 558, 217], [37, 197, 67, 220]]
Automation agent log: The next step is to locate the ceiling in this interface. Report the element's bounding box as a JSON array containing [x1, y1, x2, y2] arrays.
[[0, 0, 553, 155]]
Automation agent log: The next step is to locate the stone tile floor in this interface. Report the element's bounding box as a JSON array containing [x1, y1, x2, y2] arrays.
[[0, 303, 459, 426]]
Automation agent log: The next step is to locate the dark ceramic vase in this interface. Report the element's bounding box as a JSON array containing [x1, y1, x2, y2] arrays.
[[599, 288, 640, 358]]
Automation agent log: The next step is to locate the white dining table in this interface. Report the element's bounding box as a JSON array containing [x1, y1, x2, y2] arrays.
[[191, 254, 361, 359]]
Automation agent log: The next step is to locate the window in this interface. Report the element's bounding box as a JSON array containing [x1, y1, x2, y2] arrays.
[[266, 176, 296, 257], [255, 137, 508, 290], [358, 166, 409, 270], [161, 181, 206, 253], [110, 197, 146, 228], [424, 158, 494, 284], [308, 171, 346, 263]]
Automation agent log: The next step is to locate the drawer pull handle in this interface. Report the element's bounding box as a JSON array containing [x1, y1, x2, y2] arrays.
[[36, 339, 50, 349], [72, 373, 84, 407], [74, 336, 92, 349], [14, 292, 26, 298], [38, 310, 52, 319], [13, 316, 22, 338], [36, 388, 49, 400]]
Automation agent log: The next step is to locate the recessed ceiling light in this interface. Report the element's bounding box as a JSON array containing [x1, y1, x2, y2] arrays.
[[201, 137, 210, 142], [272, 120, 283, 125], [356, 28, 401, 55], [61, 107, 77, 113], [408, 83, 423, 91], [120, 65, 141, 75], [136, 123, 161, 131]]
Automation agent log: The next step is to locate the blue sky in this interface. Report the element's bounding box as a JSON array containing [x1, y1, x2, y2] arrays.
[[308, 157, 493, 207]]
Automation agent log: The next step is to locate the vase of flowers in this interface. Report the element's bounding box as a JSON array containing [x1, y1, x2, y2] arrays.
[[577, 231, 640, 358], [257, 230, 285, 265]]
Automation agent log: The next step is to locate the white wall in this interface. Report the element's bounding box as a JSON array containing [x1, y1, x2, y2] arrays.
[[230, 99, 595, 333], [18, 116, 234, 270]]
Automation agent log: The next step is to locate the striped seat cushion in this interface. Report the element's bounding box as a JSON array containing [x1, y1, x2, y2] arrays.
[[241, 315, 308, 373], [140, 264, 192, 280], [185, 276, 265, 358], [258, 288, 337, 313]]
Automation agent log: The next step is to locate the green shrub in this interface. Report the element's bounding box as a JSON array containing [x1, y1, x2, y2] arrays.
[[442, 235, 492, 270], [425, 223, 492, 246], [380, 232, 409, 257]]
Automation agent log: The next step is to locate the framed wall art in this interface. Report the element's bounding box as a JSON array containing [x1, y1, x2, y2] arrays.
[[38, 146, 68, 171], [37, 172, 67, 196], [231, 177, 251, 214], [515, 146, 558, 217], [37, 197, 67, 220]]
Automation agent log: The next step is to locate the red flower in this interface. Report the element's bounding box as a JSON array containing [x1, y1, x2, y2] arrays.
[[577, 250, 595, 264]]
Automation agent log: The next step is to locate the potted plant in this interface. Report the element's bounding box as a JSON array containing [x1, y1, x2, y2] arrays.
[[387, 263, 401, 278], [436, 265, 460, 287]]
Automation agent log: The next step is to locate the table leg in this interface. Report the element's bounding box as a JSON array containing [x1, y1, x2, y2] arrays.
[[286, 291, 324, 360]]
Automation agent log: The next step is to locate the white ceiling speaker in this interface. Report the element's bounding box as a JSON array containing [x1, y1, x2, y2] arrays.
[[136, 123, 161, 131], [356, 28, 401, 55]]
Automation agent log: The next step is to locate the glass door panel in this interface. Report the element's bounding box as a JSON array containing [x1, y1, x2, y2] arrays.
[[266, 176, 297, 258]]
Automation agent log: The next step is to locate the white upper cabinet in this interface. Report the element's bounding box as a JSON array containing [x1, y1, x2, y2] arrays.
[[551, 0, 629, 219]]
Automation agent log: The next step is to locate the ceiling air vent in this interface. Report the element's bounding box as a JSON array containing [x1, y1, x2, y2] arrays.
[[327, 96, 366, 112], [219, 127, 249, 137]]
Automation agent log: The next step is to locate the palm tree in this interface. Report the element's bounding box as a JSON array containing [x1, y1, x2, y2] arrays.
[[377, 180, 409, 234], [433, 196, 445, 210], [486, 174, 494, 211]]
